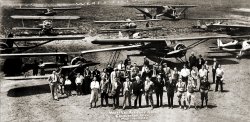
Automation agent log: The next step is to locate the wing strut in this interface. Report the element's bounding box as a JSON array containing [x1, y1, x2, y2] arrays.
[[108, 50, 121, 67]]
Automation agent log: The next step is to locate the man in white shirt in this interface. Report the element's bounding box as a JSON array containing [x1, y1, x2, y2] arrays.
[[122, 77, 132, 110], [176, 78, 187, 109], [75, 73, 83, 95], [215, 64, 224, 92], [90, 77, 100, 109], [48, 71, 59, 101], [199, 65, 208, 79], [117, 61, 125, 71], [64, 76, 72, 97], [144, 76, 154, 109], [180, 64, 190, 86], [110, 68, 119, 84]]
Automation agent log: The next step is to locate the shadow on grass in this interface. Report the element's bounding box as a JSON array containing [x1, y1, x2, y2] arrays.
[[7, 84, 50, 97]]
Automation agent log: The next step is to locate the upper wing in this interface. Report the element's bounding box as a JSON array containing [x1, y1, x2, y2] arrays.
[[92, 39, 166, 44], [92, 35, 250, 44], [187, 18, 233, 20], [210, 24, 250, 29], [81, 45, 142, 54], [12, 27, 41, 30], [0, 52, 68, 58], [123, 5, 196, 8], [98, 26, 163, 32], [15, 7, 81, 11], [11, 15, 80, 20], [12, 27, 77, 30], [0, 35, 85, 41], [4, 75, 50, 80], [94, 19, 160, 24]]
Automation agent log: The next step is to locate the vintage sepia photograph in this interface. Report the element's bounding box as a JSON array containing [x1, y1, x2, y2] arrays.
[[0, 0, 250, 121]]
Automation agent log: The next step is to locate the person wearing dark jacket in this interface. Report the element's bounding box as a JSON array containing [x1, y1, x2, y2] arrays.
[[189, 52, 197, 69], [212, 58, 219, 84], [197, 55, 205, 70], [200, 76, 210, 109], [153, 75, 164, 107], [166, 76, 176, 109], [132, 76, 144, 108]]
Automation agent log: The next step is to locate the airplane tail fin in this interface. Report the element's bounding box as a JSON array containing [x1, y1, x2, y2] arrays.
[[217, 39, 223, 48]]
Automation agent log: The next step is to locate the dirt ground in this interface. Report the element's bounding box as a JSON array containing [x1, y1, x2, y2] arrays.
[[1, 0, 250, 122]]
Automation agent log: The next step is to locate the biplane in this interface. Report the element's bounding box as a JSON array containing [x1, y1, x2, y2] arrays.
[[12, 20, 78, 36], [122, 4, 197, 20], [85, 35, 250, 63], [11, 15, 80, 20], [15, 7, 81, 16], [0, 52, 99, 77], [208, 38, 250, 59]]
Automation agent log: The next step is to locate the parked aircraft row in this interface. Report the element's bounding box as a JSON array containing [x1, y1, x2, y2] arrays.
[[1, 4, 250, 78]]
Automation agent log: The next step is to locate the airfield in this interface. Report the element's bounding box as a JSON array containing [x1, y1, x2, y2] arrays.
[[1, 0, 250, 122]]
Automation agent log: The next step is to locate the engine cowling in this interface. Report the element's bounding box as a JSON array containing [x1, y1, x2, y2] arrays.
[[173, 43, 187, 57], [70, 56, 87, 65]]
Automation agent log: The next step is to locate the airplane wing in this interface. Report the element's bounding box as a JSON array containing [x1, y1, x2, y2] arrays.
[[81, 45, 142, 54], [187, 18, 233, 20], [123, 5, 196, 8], [11, 15, 80, 20], [98, 26, 163, 32], [12, 27, 41, 30], [0, 35, 85, 41], [94, 19, 160, 24], [4, 75, 50, 80], [0, 52, 69, 58], [15, 7, 81, 11], [209, 24, 250, 29], [92, 35, 250, 44], [12, 27, 77, 30]]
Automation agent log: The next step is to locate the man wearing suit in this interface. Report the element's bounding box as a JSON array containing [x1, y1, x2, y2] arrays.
[[212, 58, 219, 84], [189, 52, 197, 69], [197, 55, 205, 70], [132, 76, 144, 108]]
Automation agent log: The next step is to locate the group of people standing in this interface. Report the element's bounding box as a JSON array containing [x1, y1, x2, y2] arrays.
[[47, 53, 224, 110]]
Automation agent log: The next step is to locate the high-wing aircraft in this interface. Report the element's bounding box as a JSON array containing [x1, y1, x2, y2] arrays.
[[94, 18, 162, 34], [15, 7, 81, 16], [208, 38, 250, 59], [122, 5, 197, 20], [190, 18, 250, 35], [207, 24, 250, 36], [191, 18, 233, 30], [0, 34, 85, 53], [12, 20, 78, 36], [0, 52, 99, 76], [85, 35, 250, 63]]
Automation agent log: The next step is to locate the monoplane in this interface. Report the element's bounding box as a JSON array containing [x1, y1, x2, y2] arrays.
[[0, 34, 85, 53], [83, 35, 250, 63], [122, 4, 197, 20], [208, 38, 250, 58], [0, 52, 99, 77]]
